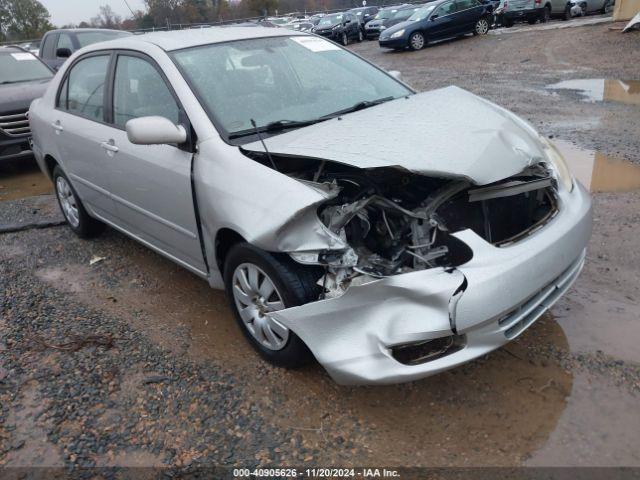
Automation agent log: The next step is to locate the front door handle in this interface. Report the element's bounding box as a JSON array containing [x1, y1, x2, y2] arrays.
[[52, 121, 63, 133], [100, 140, 119, 154]]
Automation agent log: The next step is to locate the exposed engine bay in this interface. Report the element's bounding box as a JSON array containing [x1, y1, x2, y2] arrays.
[[243, 151, 559, 298]]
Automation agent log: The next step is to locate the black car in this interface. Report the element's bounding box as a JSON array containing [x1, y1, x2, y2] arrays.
[[379, 0, 491, 50], [39, 28, 132, 71], [348, 6, 380, 25], [365, 4, 422, 38], [312, 12, 364, 45], [0, 47, 53, 163]]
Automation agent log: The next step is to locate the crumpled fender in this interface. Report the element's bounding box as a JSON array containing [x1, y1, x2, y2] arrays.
[[270, 267, 466, 384]]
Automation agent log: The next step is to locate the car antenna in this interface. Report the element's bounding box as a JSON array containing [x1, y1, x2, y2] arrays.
[[250, 119, 278, 172]]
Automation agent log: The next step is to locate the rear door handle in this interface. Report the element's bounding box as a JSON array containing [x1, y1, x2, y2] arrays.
[[100, 140, 119, 154], [52, 121, 63, 133]]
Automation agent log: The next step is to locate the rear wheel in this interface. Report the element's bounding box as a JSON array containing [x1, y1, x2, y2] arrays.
[[541, 5, 551, 22], [562, 4, 571, 19], [223, 243, 321, 368], [358, 30, 364, 42], [53, 166, 105, 238], [409, 31, 426, 50], [474, 16, 490, 34], [600, 0, 611, 13], [341, 32, 349, 45]]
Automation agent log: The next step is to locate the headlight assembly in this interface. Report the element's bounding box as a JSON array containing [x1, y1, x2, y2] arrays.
[[540, 136, 574, 192], [390, 29, 405, 38]]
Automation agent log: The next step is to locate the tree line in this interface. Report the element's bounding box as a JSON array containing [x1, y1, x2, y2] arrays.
[[1, 0, 371, 42]]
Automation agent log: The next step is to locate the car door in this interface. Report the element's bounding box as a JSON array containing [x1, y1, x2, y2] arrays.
[[427, 0, 458, 39], [39, 32, 57, 68], [53, 52, 117, 221], [454, 0, 485, 31], [100, 52, 207, 274]]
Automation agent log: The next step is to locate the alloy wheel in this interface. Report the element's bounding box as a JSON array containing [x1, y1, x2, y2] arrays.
[[56, 176, 80, 228], [475, 18, 489, 34], [231, 263, 289, 351], [410, 32, 425, 50]]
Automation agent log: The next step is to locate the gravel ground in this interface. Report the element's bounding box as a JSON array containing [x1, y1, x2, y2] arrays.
[[1, 18, 639, 472]]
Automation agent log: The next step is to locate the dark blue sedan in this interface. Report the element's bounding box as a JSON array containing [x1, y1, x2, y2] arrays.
[[379, 0, 492, 50]]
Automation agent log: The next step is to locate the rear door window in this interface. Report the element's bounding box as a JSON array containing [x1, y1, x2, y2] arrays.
[[59, 55, 110, 122]]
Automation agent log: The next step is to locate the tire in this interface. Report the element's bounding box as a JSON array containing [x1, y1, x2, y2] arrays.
[[562, 5, 571, 19], [358, 30, 364, 42], [600, 0, 610, 13], [341, 32, 348, 46], [580, 2, 587, 15], [223, 242, 321, 368], [527, 15, 537, 24], [474, 16, 490, 34], [52, 165, 105, 238], [541, 5, 551, 22], [408, 31, 425, 50]]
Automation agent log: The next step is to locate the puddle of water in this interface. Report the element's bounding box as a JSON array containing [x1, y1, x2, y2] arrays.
[[554, 140, 640, 193], [0, 162, 52, 202], [547, 78, 640, 106]]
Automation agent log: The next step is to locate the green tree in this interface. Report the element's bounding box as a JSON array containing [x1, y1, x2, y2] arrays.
[[0, 0, 53, 41]]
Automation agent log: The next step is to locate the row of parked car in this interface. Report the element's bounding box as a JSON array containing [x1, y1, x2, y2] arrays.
[[269, 0, 612, 49]]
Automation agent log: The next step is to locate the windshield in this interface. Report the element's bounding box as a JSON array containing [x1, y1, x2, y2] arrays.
[[318, 14, 342, 26], [76, 31, 131, 48], [172, 36, 410, 141], [0, 51, 52, 84], [374, 8, 399, 20], [409, 6, 436, 20], [393, 8, 415, 19]]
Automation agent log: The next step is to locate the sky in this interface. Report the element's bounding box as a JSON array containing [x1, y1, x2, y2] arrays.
[[39, 0, 147, 26]]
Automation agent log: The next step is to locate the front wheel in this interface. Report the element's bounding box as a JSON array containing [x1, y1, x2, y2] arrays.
[[358, 30, 364, 42], [562, 5, 571, 19], [409, 31, 426, 50], [474, 17, 490, 35], [53, 166, 105, 238], [341, 32, 348, 46], [223, 243, 321, 368]]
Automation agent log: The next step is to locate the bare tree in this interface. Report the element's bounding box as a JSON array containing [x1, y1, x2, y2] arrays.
[[90, 4, 123, 29]]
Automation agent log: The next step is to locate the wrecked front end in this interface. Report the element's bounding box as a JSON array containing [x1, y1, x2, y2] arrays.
[[240, 150, 592, 385]]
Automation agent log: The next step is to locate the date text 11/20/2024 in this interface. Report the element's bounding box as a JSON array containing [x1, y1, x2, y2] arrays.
[[233, 468, 401, 478]]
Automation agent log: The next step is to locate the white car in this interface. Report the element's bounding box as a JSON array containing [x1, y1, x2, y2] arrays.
[[29, 28, 591, 385]]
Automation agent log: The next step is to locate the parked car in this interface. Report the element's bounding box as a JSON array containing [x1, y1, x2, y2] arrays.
[[19, 41, 41, 55], [312, 12, 363, 44], [380, 0, 492, 50], [364, 5, 409, 38], [494, 0, 552, 25], [557, 0, 613, 18], [348, 6, 380, 24], [367, 5, 424, 38], [39, 28, 132, 70], [0, 46, 53, 163], [30, 28, 591, 385]]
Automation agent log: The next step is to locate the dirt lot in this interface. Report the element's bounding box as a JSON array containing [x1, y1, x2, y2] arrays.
[[1, 18, 639, 472]]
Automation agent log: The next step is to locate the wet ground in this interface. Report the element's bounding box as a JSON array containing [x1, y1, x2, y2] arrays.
[[1, 19, 639, 471]]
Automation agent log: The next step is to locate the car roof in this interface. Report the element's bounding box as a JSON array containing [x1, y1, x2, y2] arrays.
[[93, 27, 305, 52], [0, 45, 34, 54], [45, 28, 129, 34]]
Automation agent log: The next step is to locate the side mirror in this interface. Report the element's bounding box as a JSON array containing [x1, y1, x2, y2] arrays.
[[56, 47, 72, 58], [388, 70, 402, 81], [126, 116, 187, 146]]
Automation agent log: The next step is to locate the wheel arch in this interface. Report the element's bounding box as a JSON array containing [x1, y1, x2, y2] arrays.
[[43, 154, 60, 181], [215, 228, 247, 275]]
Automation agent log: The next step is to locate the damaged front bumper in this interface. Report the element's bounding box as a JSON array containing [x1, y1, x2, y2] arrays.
[[271, 182, 592, 385]]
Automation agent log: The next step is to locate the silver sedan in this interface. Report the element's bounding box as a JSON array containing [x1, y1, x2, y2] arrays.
[[29, 28, 591, 384]]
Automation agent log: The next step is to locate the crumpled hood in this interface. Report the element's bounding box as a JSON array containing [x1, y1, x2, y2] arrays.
[[0, 79, 50, 113], [244, 86, 548, 185]]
